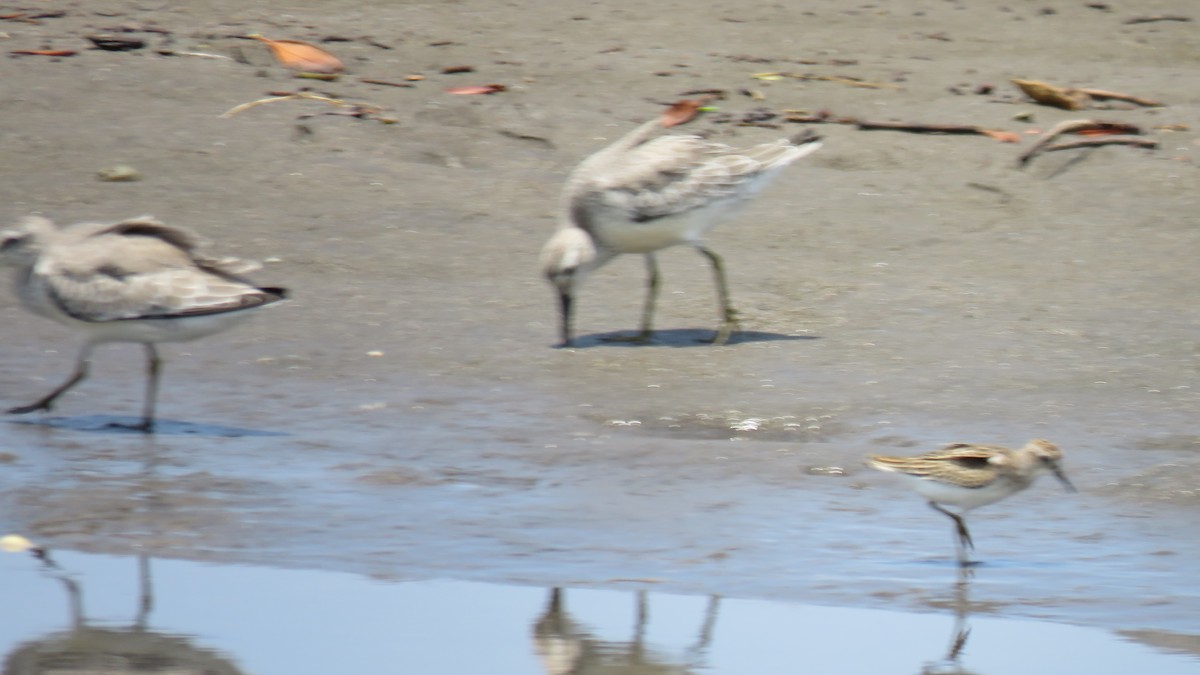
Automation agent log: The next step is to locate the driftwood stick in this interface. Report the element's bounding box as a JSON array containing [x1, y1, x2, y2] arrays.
[[1018, 119, 1144, 166], [755, 72, 900, 89], [1076, 88, 1163, 107], [855, 120, 986, 134], [781, 113, 1016, 141], [1040, 137, 1159, 154], [1123, 15, 1191, 25]]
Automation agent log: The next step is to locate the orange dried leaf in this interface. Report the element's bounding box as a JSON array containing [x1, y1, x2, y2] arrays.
[[446, 84, 506, 95], [660, 98, 709, 128], [980, 129, 1021, 143], [251, 34, 344, 74]]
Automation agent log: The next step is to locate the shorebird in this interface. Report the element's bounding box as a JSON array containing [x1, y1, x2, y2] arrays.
[[539, 109, 822, 347], [0, 215, 287, 431], [866, 439, 1076, 564]]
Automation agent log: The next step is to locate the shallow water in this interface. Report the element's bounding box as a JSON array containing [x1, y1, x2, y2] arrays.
[[2, 550, 1197, 675], [2, 391, 1199, 639]]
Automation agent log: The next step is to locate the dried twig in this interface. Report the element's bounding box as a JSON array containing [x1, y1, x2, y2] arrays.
[[782, 112, 1016, 141], [359, 77, 415, 88], [1123, 14, 1191, 24], [855, 120, 991, 135], [157, 49, 232, 60], [221, 91, 348, 118], [1018, 119, 1150, 166], [1076, 88, 1163, 107], [1039, 137, 1158, 154], [754, 72, 901, 89]]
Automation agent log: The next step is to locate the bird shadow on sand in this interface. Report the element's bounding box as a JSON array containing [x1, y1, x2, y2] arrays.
[[568, 329, 820, 348], [7, 415, 289, 438]]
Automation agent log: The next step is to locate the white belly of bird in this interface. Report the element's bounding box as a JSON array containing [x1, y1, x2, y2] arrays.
[[591, 201, 738, 254], [88, 311, 258, 343], [911, 475, 1027, 512]]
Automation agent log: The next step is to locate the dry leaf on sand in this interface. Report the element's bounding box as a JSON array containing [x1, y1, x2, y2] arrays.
[[660, 98, 711, 127], [1011, 79, 1089, 110], [979, 129, 1021, 143], [251, 34, 344, 74], [446, 84, 507, 95]]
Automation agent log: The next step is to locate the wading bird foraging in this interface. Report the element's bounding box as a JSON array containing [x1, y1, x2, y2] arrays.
[[867, 439, 1076, 565], [0, 215, 287, 432], [539, 102, 822, 347]]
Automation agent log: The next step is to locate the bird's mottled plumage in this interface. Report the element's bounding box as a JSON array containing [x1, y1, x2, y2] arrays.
[[1, 215, 287, 431], [867, 439, 1075, 564], [541, 117, 821, 347]]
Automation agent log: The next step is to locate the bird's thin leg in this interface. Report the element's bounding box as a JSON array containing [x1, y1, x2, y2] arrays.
[[601, 254, 658, 343], [137, 343, 161, 432], [638, 253, 660, 340], [697, 245, 739, 345], [929, 501, 974, 564], [556, 288, 574, 348], [7, 343, 94, 415]]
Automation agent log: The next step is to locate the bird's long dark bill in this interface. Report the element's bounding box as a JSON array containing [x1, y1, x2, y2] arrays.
[[1053, 467, 1077, 492], [557, 289, 574, 348]]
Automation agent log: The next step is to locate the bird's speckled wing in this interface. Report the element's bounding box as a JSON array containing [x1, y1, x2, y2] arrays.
[[573, 135, 788, 224], [868, 443, 1005, 489], [37, 226, 276, 322]]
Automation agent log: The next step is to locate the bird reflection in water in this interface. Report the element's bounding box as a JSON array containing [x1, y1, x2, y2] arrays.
[[921, 567, 980, 675], [533, 588, 720, 675], [2, 545, 243, 675]]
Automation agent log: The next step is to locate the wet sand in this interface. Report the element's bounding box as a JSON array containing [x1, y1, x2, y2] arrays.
[[1, 0, 1199, 644]]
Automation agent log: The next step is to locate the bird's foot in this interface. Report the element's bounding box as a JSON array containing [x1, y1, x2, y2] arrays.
[[703, 318, 741, 345], [7, 401, 52, 415]]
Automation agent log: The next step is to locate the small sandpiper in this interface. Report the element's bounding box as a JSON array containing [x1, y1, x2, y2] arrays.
[[866, 439, 1076, 564], [539, 108, 822, 347], [0, 215, 287, 432]]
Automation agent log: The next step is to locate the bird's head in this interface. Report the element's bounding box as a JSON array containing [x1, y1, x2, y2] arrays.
[[1027, 439, 1076, 492], [539, 227, 598, 347], [0, 216, 57, 267]]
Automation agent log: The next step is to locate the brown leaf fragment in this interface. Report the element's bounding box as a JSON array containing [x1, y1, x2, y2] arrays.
[[1011, 79, 1089, 110], [10, 49, 77, 56], [660, 98, 710, 128], [251, 34, 344, 74], [442, 65, 475, 74], [979, 129, 1021, 143], [445, 83, 506, 95]]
